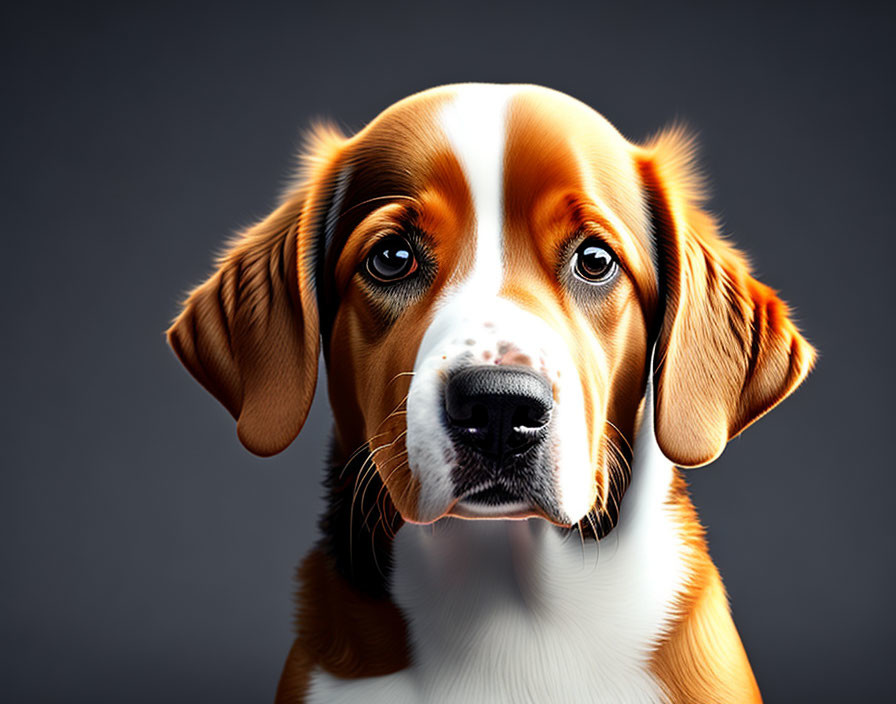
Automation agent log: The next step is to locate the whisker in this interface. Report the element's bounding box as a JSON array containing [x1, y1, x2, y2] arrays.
[[599, 436, 612, 514], [385, 370, 416, 388], [582, 510, 600, 571], [338, 430, 393, 479], [607, 432, 633, 476], [352, 433, 407, 546], [359, 441, 408, 528], [576, 519, 587, 568], [385, 483, 406, 539], [338, 390, 410, 479], [390, 477, 416, 537], [348, 458, 379, 569], [604, 418, 633, 454], [365, 458, 409, 531], [348, 432, 406, 568]]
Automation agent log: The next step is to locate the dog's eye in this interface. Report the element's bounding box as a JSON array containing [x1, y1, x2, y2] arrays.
[[365, 236, 418, 282], [572, 239, 617, 283]]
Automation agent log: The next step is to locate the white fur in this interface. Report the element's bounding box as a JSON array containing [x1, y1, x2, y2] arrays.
[[308, 86, 687, 701], [308, 381, 688, 703], [405, 84, 596, 524], [406, 84, 514, 520], [438, 83, 508, 296]]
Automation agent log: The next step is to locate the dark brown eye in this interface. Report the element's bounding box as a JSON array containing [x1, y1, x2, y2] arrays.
[[572, 239, 616, 283], [365, 236, 418, 282]]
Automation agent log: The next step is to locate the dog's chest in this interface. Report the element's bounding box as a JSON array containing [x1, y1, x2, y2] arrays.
[[309, 451, 686, 703]]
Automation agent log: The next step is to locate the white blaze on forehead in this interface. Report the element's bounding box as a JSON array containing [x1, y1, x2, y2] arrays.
[[405, 86, 516, 521], [438, 84, 515, 294], [406, 85, 597, 524]]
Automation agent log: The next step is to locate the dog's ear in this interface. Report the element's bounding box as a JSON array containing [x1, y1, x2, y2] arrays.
[[637, 129, 815, 467], [167, 126, 345, 457]]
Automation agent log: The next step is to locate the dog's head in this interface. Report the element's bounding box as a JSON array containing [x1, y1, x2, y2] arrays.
[[168, 84, 814, 530]]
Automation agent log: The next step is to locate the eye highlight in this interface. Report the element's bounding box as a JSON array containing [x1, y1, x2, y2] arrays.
[[571, 239, 617, 283], [365, 235, 418, 282]]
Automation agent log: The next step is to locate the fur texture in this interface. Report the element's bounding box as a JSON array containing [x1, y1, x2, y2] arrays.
[[168, 84, 814, 703]]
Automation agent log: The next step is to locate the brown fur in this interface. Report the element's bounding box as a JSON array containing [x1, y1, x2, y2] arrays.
[[167, 85, 813, 703], [167, 127, 344, 456], [648, 472, 763, 702], [637, 131, 815, 467], [321, 90, 477, 520], [275, 550, 410, 703], [502, 88, 660, 518]]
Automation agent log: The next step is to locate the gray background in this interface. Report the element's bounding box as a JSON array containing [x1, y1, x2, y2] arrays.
[[3, 1, 894, 701]]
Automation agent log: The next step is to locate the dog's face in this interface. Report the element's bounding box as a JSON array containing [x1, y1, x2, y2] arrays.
[[169, 84, 814, 531], [323, 87, 658, 526]]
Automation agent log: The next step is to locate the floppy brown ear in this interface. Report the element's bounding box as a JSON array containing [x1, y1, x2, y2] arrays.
[[167, 127, 344, 457], [638, 129, 816, 467]]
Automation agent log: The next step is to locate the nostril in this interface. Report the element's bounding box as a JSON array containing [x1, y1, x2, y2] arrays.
[[450, 402, 490, 429], [511, 404, 550, 430], [444, 365, 553, 460]]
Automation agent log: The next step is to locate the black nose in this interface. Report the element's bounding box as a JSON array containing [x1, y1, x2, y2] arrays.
[[445, 366, 553, 461]]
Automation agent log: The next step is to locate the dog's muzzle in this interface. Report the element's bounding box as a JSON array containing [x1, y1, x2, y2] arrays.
[[445, 366, 560, 519]]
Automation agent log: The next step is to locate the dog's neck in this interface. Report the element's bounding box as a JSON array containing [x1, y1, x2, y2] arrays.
[[397, 396, 687, 688], [309, 393, 692, 702]]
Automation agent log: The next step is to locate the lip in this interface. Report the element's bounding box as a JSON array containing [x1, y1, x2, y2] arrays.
[[463, 483, 525, 505], [403, 481, 574, 527], [448, 502, 541, 520], [445, 482, 542, 521]]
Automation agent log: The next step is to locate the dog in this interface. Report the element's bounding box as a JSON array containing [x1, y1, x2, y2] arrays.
[[167, 84, 814, 703]]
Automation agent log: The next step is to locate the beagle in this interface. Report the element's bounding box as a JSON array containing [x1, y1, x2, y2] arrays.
[[168, 84, 814, 703]]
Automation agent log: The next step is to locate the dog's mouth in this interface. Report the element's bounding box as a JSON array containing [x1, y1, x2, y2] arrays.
[[465, 484, 524, 506], [446, 432, 571, 523], [448, 481, 551, 521]]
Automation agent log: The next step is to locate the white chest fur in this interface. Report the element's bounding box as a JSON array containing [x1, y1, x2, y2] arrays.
[[308, 400, 688, 704]]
